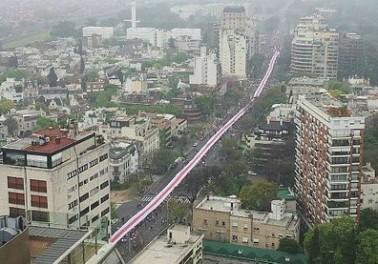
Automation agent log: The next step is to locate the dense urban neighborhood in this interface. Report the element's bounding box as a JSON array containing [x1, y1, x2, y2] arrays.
[[0, 0, 378, 263]]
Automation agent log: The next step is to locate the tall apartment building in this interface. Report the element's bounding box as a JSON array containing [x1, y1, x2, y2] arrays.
[[190, 47, 219, 88], [291, 15, 339, 79], [221, 6, 247, 31], [219, 6, 257, 79], [219, 31, 247, 79], [338, 33, 363, 78], [193, 196, 299, 250], [0, 128, 111, 232], [295, 95, 365, 225]]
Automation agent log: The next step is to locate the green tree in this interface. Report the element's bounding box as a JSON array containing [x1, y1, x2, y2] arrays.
[[0, 69, 30, 83], [359, 208, 378, 231], [239, 181, 278, 211], [356, 229, 378, 264], [50, 21, 78, 38], [278, 237, 301, 254], [94, 84, 118, 107], [36, 117, 58, 130], [194, 95, 216, 117], [304, 218, 357, 264], [168, 199, 190, 224], [151, 148, 179, 174], [47, 67, 58, 87], [0, 99, 15, 115], [5, 117, 18, 136]]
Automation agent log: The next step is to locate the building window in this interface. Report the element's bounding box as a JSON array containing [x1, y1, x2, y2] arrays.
[[31, 211, 49, 222], [216, 220, 219, 225], [90, 158, 99, 168], [101, 207, 110, 217], [69, 214, 78, 224], [9, 207, 25, 217], [272, 243, 275, 247], [99, 153, 108, 162], [30, 179, 47, 193], [100, 180, 109, 190], [90, 187, 99, 196], [31, 195, 48, 208], [101, 194, 109, 203], [90, 173, 99, 181], [91, 201, 99, 210], [7, 176, 24, 190], [67, 169, 77, 180], [79, 192, 89, 203], [68, 200, 78, 210], [78, 164, 88, 173], [92, 215, 99, 223], [203, 219, 208, 225], [8, 192, 25, 205], [232, 235, 238, 241], [80, 206, 90, 217], [222, 221, 225, 226]]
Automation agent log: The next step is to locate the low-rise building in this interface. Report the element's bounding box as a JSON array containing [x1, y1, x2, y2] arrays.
[[130, 224, 204, 264], [101, 115, 160, 157], [193, 196, 300, 250], [0, 115, 8, 141], [11, 109, 45, 137], [0, 128, 111, 234], [0, 215, 122, 264], [286, 77, 328, 103], [109, 142, 139, 184], [361, 163, 378, 211], [0, 78, 24, 103]]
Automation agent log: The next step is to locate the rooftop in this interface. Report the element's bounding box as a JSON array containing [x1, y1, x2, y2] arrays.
[[30, 226, 90, 264], [3, 128, 93, 155], [223, 6, 245, 13], [203, 241, 306, 264], [196, 196, 298, 228], [288, 77, 328, 86], [131, 225, 203, 264]]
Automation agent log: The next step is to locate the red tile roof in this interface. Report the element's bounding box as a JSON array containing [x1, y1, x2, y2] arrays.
[[25, 128, 75, 154]]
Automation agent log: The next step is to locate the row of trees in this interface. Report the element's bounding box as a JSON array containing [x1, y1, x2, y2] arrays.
[[304, 209, 378, 264]]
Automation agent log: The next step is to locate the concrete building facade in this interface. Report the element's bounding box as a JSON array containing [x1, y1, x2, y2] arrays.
[[0, 128, 111, 232], [190, 47, 219, 88], [295, 95, 365, 225], [193, 196, 299, 250], [291, 15, 339, 79]]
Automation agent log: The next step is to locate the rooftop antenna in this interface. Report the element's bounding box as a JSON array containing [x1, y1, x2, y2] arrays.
[[124, 1, 140, 29]]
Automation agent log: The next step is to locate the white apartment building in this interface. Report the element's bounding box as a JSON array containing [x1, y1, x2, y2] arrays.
[[127, 27, 168, 48], [190, 47, 218, 87], [131, 224, 204, 264], [170, 28, 201, 41], [0, 78, 24, 103], [100, 115, 160, 157], [0, 128, 111, 233], [123, 75, 148, 94], [219, 31, 247, 79], [361, 163, 378, 211], [295, 95, 365, 225], [221, 6, 258, 59], [291, 15, 339, 79], [109, 142, 139, 184], [82, 27, 114, 39]]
